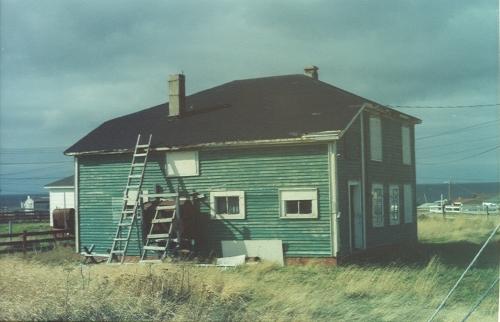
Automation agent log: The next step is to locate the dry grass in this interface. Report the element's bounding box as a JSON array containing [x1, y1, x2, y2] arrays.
[[0, 216, 498, 321]]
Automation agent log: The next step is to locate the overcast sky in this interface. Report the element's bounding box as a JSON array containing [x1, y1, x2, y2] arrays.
[[0, 0, 498, 194]]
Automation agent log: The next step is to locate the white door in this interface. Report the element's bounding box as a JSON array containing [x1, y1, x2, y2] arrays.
[[348, 181, 364, 250]]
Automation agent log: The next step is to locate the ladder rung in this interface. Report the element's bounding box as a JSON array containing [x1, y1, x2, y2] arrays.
[[134, 153, 147, 157], [118, 222, 133, 226], [143, 246, 166, 251], [157, 205, 176, 211], [152, 218, 173, 224], [122, 210, 135, 214], [147, 233, 170, 239], [129, 174, 142, 178], [114, 238, 128, 241], [139, 259, 162, 264], [131, 163, 145, 167], [111, 250, 125, 254], [126, 185, 140, 189], [136, 144, 150, 148]]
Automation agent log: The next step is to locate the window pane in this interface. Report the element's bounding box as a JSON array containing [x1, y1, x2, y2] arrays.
[[227, 196, 240, 214], [372, 187, 384, 227], [299, 200, 312, 214], [390, 187, 399, 224], [215, 197, 228, 214], [370, 117, 382, 161], [286, 200, 299, 214], [402, 126, 411, 165]]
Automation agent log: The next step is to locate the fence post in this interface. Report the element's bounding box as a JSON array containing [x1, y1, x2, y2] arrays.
[[22, 230, 27, 254], [8, 221, 12, 241]]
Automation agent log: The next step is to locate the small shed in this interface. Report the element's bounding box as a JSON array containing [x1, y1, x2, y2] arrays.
[[44, 175, 75, 226]]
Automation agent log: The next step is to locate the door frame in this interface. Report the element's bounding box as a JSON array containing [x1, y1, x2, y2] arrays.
[[348, 180, 365, 251]]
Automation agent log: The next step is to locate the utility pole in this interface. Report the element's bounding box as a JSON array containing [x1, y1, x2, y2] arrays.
[[448, 177, 452, 203]]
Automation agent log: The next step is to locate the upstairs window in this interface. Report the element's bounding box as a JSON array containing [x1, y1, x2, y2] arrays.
[[372, 184, 384, 227], [369, 116, 382, 161], [210, 191, 245, 220], [402, 125, 411, 165], [166, 151, 199, 177], [389, 185, 400, 225], [279, 188, 318, 219]]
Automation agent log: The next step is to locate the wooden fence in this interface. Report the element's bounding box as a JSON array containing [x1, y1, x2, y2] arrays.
[[0, 210, 50, 223], [0, 229, 74, 254]]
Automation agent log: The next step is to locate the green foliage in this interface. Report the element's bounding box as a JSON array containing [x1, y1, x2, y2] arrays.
[[0, 216, 498, 321]]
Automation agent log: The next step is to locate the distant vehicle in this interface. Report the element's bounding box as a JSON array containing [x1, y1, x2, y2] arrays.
[[482, 202, 498, 212]]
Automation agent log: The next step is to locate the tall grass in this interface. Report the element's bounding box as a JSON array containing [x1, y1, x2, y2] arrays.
[[0, 216, 498, 321]]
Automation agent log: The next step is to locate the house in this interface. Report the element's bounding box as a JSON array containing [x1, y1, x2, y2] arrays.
[[65, 66, 421, 263], [44, 175, 75, 226], [20, 195, 49, 212]]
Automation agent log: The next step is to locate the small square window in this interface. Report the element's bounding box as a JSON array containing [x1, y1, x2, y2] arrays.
[[210, 191, 245, 220], [280, 189, 318, 219], [215, 196, 240, 215]]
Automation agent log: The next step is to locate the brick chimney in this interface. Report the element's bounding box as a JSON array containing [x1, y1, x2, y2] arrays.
[[168, 74, 185, 117], [304, 65, 319, 80]]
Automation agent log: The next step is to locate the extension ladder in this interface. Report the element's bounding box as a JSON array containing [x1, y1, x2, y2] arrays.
[[107, 134, 152, 264], [140, 193, 181, 263]]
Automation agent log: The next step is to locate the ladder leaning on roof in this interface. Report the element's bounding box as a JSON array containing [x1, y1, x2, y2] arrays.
[[107, 134, 152, 264]]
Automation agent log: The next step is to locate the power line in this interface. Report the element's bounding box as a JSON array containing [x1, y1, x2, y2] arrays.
[[0, 164, 68, 176], [419, 145, 500, 165], [416, 120, 498, 141], [0, 161, 73, 165], [389, 103, 500, 109]]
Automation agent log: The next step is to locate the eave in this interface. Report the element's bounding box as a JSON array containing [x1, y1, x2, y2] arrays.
[[64, 131, 341, 156]]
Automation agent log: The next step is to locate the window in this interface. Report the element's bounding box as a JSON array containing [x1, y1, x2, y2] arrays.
[[402, 125, 411, 165], [403, 184, 413, 223], [372, 184, 384, 227], [279, 188, 318, 218], [369, 116, 382, 161], [210, 191, 245, 219], [389, 185, 400, 225], [166, 151, 199, 177]]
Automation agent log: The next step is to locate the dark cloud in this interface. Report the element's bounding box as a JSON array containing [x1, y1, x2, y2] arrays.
[[0, 0, 498, 192]]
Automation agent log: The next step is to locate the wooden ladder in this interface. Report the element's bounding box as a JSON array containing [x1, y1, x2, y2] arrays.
[[140, 193, 181, 263], [107, 134, 152, 264]]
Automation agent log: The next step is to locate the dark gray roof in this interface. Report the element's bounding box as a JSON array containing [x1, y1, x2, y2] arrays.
[[65, 74, 420, 154], [45, 175, 74, 188]]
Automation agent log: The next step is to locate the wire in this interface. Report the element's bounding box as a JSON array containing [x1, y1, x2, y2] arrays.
[[419, 145, 500, 165], [0, 161, 73, 165], [0, 164, 69, 176], [416, 120, 498, 141], [389, 103, 500, 109]]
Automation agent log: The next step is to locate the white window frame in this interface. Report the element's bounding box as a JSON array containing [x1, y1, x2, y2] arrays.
[[210, 191, 246, 220], [279, 188, 318, 219], [371, 183, 384, 227], [403, 184, 414, 223], [369, 116, 382, 161], [166, 151, 199, 177], [401, 125, 411, 165], [389, 185, 400, 225]]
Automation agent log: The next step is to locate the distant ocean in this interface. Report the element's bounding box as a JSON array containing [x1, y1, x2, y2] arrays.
[[0, 193, 49, 211], [416, 182, 500, 204]]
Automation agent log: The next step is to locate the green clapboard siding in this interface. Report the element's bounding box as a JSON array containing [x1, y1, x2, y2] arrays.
[[78, 144, 332, 257]]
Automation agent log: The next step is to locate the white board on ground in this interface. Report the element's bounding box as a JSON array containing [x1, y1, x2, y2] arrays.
[[216, 255, 246, 267], [221, 240, 284, 266]]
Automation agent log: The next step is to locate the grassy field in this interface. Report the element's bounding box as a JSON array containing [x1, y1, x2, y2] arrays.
[[0, 215, 498, 321], [0, 221, 51, 234]]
